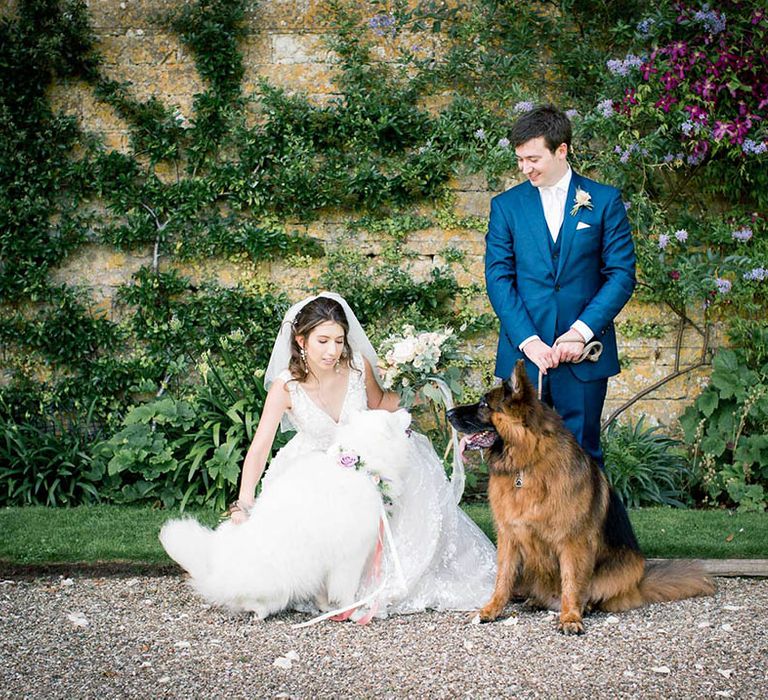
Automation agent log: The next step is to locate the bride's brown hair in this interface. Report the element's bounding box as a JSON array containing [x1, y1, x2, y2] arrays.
[[288, 297, 359, 382]]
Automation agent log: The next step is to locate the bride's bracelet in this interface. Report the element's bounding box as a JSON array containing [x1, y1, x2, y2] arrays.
[[227, 500, 253, 517]]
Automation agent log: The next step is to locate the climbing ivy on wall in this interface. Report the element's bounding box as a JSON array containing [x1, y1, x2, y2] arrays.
[[2, 0, 766, 509]]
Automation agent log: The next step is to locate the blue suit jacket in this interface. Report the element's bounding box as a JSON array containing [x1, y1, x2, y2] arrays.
[[486, 171, 636, 381]]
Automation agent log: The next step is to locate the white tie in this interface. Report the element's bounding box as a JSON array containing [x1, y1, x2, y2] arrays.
[[543, 186, 565, 242]]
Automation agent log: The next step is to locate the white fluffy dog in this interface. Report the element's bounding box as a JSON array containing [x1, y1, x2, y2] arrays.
[[159, 409, 412, 618]]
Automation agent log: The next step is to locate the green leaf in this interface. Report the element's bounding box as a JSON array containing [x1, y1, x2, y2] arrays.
[[697, 390, 719, 418], [700, 434, 726, 457]]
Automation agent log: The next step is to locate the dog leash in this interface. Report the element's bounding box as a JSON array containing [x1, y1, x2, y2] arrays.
[[537, 339, 603, 400]]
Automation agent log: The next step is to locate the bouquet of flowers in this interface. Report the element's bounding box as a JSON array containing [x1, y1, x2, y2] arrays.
[[377, 325, 464, 409]]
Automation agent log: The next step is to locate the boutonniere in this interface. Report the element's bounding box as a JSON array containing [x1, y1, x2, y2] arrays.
[[570, 187, 593, 216]]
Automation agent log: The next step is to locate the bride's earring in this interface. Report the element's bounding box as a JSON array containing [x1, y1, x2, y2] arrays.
[[300, 347, 308, 371], [335, 358, 341, 373]]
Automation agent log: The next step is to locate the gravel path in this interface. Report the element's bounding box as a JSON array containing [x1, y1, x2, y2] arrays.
[[2, 574, 766, 699]]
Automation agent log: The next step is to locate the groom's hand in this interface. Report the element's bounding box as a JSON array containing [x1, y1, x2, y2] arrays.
[[522, 339, 559, 374], [554, 329, 586, 363]]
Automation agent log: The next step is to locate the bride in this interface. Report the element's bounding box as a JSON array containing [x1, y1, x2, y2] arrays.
[[161, 292, 496, 621]]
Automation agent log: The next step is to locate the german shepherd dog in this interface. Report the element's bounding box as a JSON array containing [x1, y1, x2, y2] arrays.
[[447, 359, 714, 634]]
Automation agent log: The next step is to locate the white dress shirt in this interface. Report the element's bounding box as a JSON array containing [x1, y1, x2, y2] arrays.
[[539, 166, 571, 242], [518, 165, 594, 351]]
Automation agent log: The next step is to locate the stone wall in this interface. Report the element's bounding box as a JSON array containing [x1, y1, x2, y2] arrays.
[[30, 0, 716, 426]]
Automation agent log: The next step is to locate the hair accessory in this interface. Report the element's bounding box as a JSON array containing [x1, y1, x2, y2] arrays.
[[300, 346, 308, 371]]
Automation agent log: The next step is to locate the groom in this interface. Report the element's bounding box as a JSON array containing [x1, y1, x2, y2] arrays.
[[485, 105, 635, 469]]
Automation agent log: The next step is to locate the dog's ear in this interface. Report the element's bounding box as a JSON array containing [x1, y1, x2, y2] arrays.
[[394, 408, 412, 432], [506, 359, 528, 398], [505, 372, 519, 397]]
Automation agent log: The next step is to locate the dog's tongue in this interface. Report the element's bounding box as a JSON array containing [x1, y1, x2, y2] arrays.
[[459, 431, 497, 459]]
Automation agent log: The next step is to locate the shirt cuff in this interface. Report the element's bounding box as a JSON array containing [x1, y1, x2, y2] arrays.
[[519, 335, 540, 351], [571, 321, 593, 343]]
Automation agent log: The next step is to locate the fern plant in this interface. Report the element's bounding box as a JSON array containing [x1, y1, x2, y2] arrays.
[[602, 417, 690, 508]]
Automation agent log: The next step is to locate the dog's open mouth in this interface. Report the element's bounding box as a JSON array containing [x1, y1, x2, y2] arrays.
[[462, 430, 498, 451]]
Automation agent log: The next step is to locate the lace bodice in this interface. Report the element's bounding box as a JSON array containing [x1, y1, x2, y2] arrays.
[[277, 352, 368, 450]]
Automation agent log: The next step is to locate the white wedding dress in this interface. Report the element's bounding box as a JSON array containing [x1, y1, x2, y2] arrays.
[[262, 352, 497, 616]]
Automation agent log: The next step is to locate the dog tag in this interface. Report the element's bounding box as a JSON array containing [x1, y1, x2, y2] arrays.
[[515, 472, 523, 488]]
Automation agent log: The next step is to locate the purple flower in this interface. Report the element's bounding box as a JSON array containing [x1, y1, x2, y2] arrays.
[[687, 140, 709, 165], [743, 139, 767, 155], [513, 101, 535, 113], [369, 13, 396, 37], [660, 71, 680, 91], [620, 150, 631, 163], [338, 452, 360, 468], [668, 41, 689, 61], [669, 270, 681, 281], [637, 18, 655, 35], [715, 278, 732, 294], [598, 99, 614, 117], [565, 109, 579, 120], [675, 229, 688, 242], [680, 120, 695, 136], [685, 105, 709, 124], [732, 227, 753, 242], [614, 145, 623, 154], [658, 234, 670, 250], [663, 152, 676, 163], [497, 137, 510, 149], [655, 94, 679, 112], [744, 267, 767, 281], [474, 128, 486, 140], [606, 59, 626, 76], [693, 8, 726, 34], [623, 201, 632, 211]]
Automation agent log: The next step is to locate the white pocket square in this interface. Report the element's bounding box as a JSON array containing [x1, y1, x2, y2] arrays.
[[576, 221, 591, 230]]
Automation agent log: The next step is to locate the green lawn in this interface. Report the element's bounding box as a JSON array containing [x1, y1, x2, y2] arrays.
[[0, 504, 765, 567]]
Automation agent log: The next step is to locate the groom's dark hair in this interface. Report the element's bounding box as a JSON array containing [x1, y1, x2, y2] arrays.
[[509, 105, 572, 153]]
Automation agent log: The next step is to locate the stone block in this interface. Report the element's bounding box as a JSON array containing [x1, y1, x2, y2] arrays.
[[454, 255, 485, 287], [255, 0, 331, 31], [247, 62, 337, 95], [407, 227, 484, 257], [454, 191, 490, 219], [50, 244, 152, 300], [97, 31, 185, 66], [271, 32, 335, 64], [266, 260, 315, 293], [173, 259, 252, 289], [101, 130, 131, 153], [86, 0, 179, 31], [107, 62, 204, 105], [448, 172, 489, 192], [608, 362, 711, 404], [241, 32, 273, 66]]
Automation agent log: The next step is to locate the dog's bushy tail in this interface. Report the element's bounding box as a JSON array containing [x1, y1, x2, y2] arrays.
[[639, 560, 715, 604], [159, 518, 213, 580]]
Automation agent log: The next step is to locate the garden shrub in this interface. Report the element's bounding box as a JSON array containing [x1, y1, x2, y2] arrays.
[[602, 417, 690, 508], [679, 347, 768, 511]]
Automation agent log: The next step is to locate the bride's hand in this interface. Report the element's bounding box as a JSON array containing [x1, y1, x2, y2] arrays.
[[230, 510, 248, 525], [227, 500, 252, 525]]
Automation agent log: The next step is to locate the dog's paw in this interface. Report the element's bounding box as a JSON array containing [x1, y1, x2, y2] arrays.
[[478, 606, 502, 623], [557, 618, 585, 635]]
